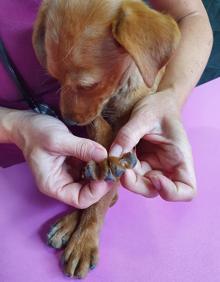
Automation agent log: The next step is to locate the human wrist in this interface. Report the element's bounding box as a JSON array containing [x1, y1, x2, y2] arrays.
[[149, 88, 182, 119], [156, 85, 189, 113], [0, 108, 21, 144], [0, 108, 36, 147]]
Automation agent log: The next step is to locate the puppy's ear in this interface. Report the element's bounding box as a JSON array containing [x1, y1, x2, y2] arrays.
[[112, 2, 181, 87], [32, 1, 49, 66]]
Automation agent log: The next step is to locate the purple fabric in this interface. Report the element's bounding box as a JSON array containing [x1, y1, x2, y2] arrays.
[[0, 0, 59, 109], [0, 78, 220, 281], [0, 0, 60, 167]]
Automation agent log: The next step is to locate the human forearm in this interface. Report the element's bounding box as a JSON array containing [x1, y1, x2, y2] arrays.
[[0, 107, 19, 143], [0, 107, 34, 146], [151, 0, 213, 109], [158, 12, 213, 109]]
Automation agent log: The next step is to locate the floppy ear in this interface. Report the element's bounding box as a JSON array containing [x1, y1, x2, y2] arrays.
[[112, 1, 181, 88], [32, 1, 49, 66]]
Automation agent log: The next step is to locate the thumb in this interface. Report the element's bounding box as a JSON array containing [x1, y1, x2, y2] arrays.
[[55, 134, 107, 162], [109, 115, 147, 157]]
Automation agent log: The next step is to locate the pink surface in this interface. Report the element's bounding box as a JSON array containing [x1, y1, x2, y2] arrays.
[[0, 78, 220, 282]]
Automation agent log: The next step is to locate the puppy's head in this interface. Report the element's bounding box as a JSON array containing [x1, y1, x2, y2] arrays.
[[33, 0, 180, 126]]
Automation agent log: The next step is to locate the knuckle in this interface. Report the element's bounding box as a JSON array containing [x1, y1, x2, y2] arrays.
[[77, 196, 92, 209], [120, 120, 146, 148], [186, 188, 197, 201], [119, 127, 138, 147], [26, 146, 42, 163], [40, 175, 56, 197], [70, 184, 94, 209], [54, 185, 63, 199], [76, 141, 92, 160], [78, 202, 90, 209], [44, 134, 61, 151], [38, 183, 49, 195]]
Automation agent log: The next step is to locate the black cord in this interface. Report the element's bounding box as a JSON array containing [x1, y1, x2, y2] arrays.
[[0, 38, 41, 112], [0, 37, 58, 118]]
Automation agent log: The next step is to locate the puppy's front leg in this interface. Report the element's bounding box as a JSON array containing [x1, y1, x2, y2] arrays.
[[62, 186, 117, 278], [87, 116, 113, 149], [62, 116, 118, 279], [84, 116, 137, 181], [84, 116, 117, 181]]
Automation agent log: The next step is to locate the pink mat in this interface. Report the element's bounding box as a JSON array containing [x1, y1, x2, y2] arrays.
[[0, 78, 220, 282]]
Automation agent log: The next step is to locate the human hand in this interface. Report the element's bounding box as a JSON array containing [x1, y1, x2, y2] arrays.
[[110, 90, 196, 201], [7, 110, 111, 208]]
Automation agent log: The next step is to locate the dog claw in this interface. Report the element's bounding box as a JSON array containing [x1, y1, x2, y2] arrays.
[[75, 274, 83, 280], [120, 152, 137, 169], [104, 174, 116, 181], [82, 161, 98, 181], [90, 264, 96, 270], [64, 272, 72, 278], [47, 224, 58, 238], [82, 152, 137, 182], [103, 166, 117, 182], [62, 234, 70, 247], [109, 161, 125, 178], [61, 255, 65, 266], [83, 164, 94, 180], [47, 224, 60, 245]]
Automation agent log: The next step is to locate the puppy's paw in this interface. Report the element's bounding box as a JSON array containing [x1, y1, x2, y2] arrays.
[[82, 159, 117, 181], [82, 152, 137, 182], [82, 160, 99, 181], [47, 211, 81, 249], [82, 152, 138, 182], [119, 152, 138, 169], [62, 228, 99, 279]]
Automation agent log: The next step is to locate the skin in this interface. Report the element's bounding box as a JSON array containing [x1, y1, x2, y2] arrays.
[[0, 108, 111, 208], [0, 0, 213, 205], [110, 0, 213, 201]]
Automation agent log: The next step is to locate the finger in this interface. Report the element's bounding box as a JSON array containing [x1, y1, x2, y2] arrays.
[[143, 126, 197, 197], [52, 134, 107, 162], [54, 181, 112, 209], [133, 159, 152, 175], [121, 169, 158, 198], [109, 115, 147, 157], [77, 181, 113, 208], [148, 174, 196, 202], [36, 154, 111, 208]]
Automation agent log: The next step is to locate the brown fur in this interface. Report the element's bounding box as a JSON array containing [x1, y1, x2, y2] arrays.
[[33, 0, 180, 278]]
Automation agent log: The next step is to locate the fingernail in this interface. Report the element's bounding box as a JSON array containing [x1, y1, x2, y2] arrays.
[[93, 147, 107, 161], [109, 144, 123, 157], [150, 177, 162, 191]]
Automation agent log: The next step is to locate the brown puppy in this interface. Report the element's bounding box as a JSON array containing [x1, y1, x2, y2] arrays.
[[33, 0, 180, 279]]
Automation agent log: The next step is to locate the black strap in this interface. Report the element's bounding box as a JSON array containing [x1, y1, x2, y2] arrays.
[[0, 38, 58, 118]]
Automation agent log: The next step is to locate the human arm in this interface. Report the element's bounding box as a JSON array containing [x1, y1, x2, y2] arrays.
[[152, 0, 213, 107], [0, 107, 17, 143], [0, 107, 111, 208], [110, 0, 213, 201]]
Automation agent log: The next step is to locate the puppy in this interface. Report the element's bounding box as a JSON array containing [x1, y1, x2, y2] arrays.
[[33, 0, 180, 279]]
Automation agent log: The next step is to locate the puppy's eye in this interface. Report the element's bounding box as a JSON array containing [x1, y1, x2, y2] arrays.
[[77, 82, 99, 91]]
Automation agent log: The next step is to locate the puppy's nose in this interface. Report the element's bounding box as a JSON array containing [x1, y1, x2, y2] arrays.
[[63, 118, 78, 126]]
